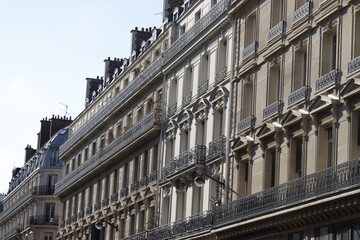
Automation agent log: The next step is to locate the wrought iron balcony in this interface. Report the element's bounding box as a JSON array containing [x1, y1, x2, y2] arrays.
[[242, 41, 257, 60], [198, 81, 208, 96], [111, 193, 118, 203], [130, 181, 139, 192], [65, 218, 71, 225], [4, 225, 23, 239], [292, 2, 311, 25], [60, 57, 162, 156], [32, 185, 55, 195], [102, 197, 109, 207], [85, 206, 92, 216], [320, 0, 329, 6], [78, 210, 84, 219], [215, 66, 227, 83], [315, 69, 341, 93], [29, 215, 59, 225], [139, 176, 148, 188], [120, 187, 129, 198], [161, 145, 207, 180], [288, 85, 311, 106], [149, 171, 158, 182], [71, 215, 77, 223], [147, 211, 213, 240], [163, 0, 230, 65], [348, 56, 360, 75], [55, 110, 161, 194], [123, 231, 146, 240], [207, 136, 227, 162], [167, 103, 177, 117], [268, 21, 285, 43], [237, 115, 256, 133], [263, 100, 284, 120], [94, 202, 101, 211], [213, 159, 360, 227], [182, 92, 192, 106]]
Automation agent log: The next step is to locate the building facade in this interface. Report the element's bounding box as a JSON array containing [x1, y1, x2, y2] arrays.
[[0, 116, 71, 240], [55, 0, 360, 239]]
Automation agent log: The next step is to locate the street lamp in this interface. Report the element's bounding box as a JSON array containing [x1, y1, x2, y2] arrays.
[[95, 219, 119, 232], [194, 174, 239, 196]]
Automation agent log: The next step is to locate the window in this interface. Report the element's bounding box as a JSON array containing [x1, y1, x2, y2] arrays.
[[116, 122, 123, 137], [104, 175, 109, 197], [290, 138, 303, 180], [179, 25, 186, 37], [213, 110, 224, 138], [88, 185, 93, 208], [161, 196, 171, 224], [350, 112, 360, 159], [71, 158, 75, 171], [92, 141, 97, 156], [107, 130, 114, 144], [133, 157, 139, 182], [169, 78, 178, 107], [354, 11, 360, 58], [211, 0, 217, 7], [271, 0, 283, 27], [245, 12, 257, 47], [315, 227, 329, 240], [183, 66, 193, 101], [265, 149, 276, 189], [77, 153, 82, 167], [126, 113, 133, 128], [326, 127, 333, 168], [176, 191, 186, 220], [192, 186, 203, 214], [45, 203, 55, 221], [218, 39, 227, 70], [196, 121, 206, 145], [48, 175, 58, 187], [180, 131, 189, 152], [44, 233, 53, 240], [50, 150, 59, 166], [267, 62, 281, 105], [96, 180, 102, 203], [84, 148, 89, 161], [143, 151, 148, 178], [66, 163, 69, 175], [130, 214, 136, 235], [166, 139, 175, 163], [321, 27, 337, 75], [100, 136, 105, 150], [123, 163, 128, 187], [318, 126, 334, 170], [238, 160, 249, 197], [152, 144, 158, 172], [288, 232, 303, 240], [293, 45, 308, 90], [113, 169, 118, 194], [295, 0, 306, 9], [138, 210, 145, 232], [195, 10, 201, 22], [242, 78, 254, 118]]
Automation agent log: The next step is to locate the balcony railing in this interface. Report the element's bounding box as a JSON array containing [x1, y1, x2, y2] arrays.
[[348, 56, 360, 75], [123, 231, 146, 240], [78, 210, 84, 219], [167, 103, 177, 118], [85, 206, 92, 216], [315, 69, 341, 93], [268, 21, 285, 43], [288, 85, 311, 106], [71, 215, 77, 223], [237, 115, 256, 133], [60, 56, 162, 156], [182, 92, 192, 106], [163, 0, 230, 65], [263, 100, 284, 119], [4, 225, 23, 239], [213, 159, 360, 226], [32, 185, 55, 195], [207, 136, 227, 162], [131, 181, 139, 192], [292, 2, 311, 25], [111, 193, 118, 203], [55, 110, 161, 194], [320, 0, 329, 6], [149, 171, 158, 182], [29, 215, 59, 225], [215, 66, 227, 84], [94, 202, 101, 211], [198, 81, 208, 96], [139, 176, 148, 188], [147, 211, 213, 240], [102, 197, 109, 207], [120, 187, 129, 198], [242, 41, 257, 60], [161, 145, 206, 180]]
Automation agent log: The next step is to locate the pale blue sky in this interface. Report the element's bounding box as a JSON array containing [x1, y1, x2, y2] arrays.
[[0, 1, 163, 193]]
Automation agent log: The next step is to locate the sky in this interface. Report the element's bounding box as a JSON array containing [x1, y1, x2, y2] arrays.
[[0, 0, 163, 194]]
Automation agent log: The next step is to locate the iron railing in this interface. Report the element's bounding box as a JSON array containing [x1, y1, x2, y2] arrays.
[[167, 103, 177, 118], [71, 215, 77, 223], [315, 69, 341, 93], [85, 206, 92, 216], [292, 2, 311, 25], [242, 41, 257, 60], [182, 92, 192, 106], [123, 231, 146, 240], [102, 197, 109, 207], [263, 100, 284, 119], [29, 215, 59, 225], [207, 136, 227, 162], [94, 202, 101, 211], [213, 159, 360, 226], [111, 193, 118, 203], [163, 0, 230, 65], [32, 185, 55, 195], [215, 67, 227, 83], [120, 187, 129, 198], [131, 181, 139, 193], [198, 81, 209, 96], [78, 210, 84, 219], [147, 211, 213, 240], [149, 171, 158, 182], [288, 85, 311, 106], [320, 0, 329, 6], [139, 176, 148, 188], [55, 110, 161, 194], [237, 115, 256, 133], [348, 56, 360, 75], [4, 225, 23, 239], [161, 145, 207, 180], [268, 21, 285, 43], [60, 57, 162, 156]]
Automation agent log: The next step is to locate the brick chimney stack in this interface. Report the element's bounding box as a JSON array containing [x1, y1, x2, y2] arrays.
[[104, 57, 124, 81], [24, 144, 36, 164], [37, 116, 72, 149], [130, 27, 152, 56]]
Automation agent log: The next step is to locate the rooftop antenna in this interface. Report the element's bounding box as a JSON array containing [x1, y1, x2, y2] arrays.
[[59, 102, 71, 117]]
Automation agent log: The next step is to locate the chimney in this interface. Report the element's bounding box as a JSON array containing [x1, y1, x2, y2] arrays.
[[24, 145, 36, 164], [163, 0, 184, 20], [12, 168, 21, 179], [85, 77, 103, 106], [49, 115, 72, 137], [130, 27, 152, 56], [37, 117, 51, 149], [103, 57, 124, 81]]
